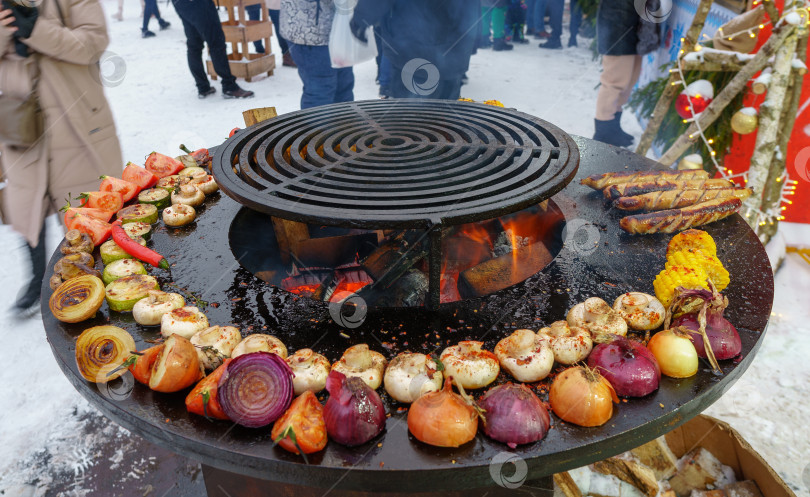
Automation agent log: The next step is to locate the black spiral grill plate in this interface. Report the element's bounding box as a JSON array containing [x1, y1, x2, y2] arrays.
[[213, 100, 579, 229]]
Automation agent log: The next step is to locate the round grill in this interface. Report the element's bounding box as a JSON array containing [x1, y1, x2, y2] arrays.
[[213, 100, 579, 228]]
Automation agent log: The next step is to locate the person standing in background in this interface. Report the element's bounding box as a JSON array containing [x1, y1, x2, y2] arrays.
[[351, 0, 477, 100], [593, 0, 661, 146], [529, 0, 549, 38], [537, 0, 562, 49], [281, 0, 353, 109], [568, 0, 582, 47], [140, 0, 169, 38], [0, 0, 122, 314], [481, 0, 512, 51], [246, 0, 295, 67], [172, 0, 254, 99]]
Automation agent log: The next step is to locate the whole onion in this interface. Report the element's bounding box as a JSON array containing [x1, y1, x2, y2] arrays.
[[478, 383, 550, 448], [324, 370, 386, 446], [587, 337, 660, 397], [672, 311, 741, 360], [217, 352, 294, 428]]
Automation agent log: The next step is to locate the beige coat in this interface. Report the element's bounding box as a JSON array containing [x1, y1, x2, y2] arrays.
[[0, 0, 122, 247]]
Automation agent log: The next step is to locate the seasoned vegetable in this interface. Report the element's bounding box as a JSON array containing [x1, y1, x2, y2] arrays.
[[122, 162, 158, 189], [111, 220, 168, 269], [121, 221, 153, 241], [102, 258, 147, 285], [148, 335, 203, 393], [137, 188, 171, 210], [77, 191, 123, 213], [117, 204, 159, 225], [132, 290, 185, 326], [145, 152, 184, 179], [162, 204, 196, 227], [99, 238, 147, 265], [75, 326, 136, 383], [49, 275, 106, 323], [155, 175, 182, 192], [100, 175, 140, 202], [50, 252, 99, 290], [105, 274, 160, 312]]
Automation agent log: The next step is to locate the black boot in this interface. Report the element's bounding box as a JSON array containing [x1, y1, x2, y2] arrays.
[[493, 37, 514, 51], [14, 226, 46, 315], [593, 118, 633, 147], [612, 112, 635, 144]]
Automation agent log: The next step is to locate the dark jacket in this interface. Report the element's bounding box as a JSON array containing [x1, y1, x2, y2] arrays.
[[597, 0, 661, 56], [352, 0, 478, 79]]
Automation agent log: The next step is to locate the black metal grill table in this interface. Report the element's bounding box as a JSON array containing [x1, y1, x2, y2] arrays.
[[43, 131, 774, 496]]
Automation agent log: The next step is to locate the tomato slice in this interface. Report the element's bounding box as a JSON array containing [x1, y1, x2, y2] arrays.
[[185, 359, 232, 420], [63, 207, 114, 226], [100, 176, 140, 202], [145, 152, 184, 179], [122, 162, 159, 189], [66, 213, 112, 247], [271, 391, 327, 455], [78, 191, 124, 213], [129, 345, 163, 385]]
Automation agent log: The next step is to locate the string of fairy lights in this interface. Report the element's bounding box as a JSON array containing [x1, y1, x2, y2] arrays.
[[668, 0, 806, 227]]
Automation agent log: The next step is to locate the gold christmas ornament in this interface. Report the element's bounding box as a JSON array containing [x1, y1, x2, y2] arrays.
[[678, 154, 704, 171], [731, 108, 758, 134]]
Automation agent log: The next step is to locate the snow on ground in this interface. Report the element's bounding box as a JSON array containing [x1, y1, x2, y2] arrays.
[[0, 0, 807, 494]]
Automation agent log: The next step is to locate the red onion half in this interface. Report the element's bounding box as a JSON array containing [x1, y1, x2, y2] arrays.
[[217, 352, 294, 428], [667, 287, 742, 364], [587, 337, 660, 397], [672, 311, 741, 360], [478, 383, 550, 449], [324, 370, 386, 447]]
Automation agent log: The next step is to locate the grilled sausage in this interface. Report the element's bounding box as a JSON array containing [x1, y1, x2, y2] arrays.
[[619, 197, 742, 234], [603, 178, 734, 200], [581, 170, 708, 190], [613, 187, 752, 211]]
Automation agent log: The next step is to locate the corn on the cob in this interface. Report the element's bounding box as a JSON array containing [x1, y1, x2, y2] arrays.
[[665, 249, 729, 292], [666, 229, 717, 258], [653, 265, 710, 308]]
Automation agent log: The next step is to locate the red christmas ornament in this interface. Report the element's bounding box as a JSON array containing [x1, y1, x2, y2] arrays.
[[675, 79, 714, 119]]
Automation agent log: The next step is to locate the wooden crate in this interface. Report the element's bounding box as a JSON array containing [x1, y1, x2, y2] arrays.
[[206, 53, 276, 82], [207, 0, 274, 81]]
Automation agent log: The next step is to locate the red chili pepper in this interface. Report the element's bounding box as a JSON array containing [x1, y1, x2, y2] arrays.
[[111, 220, 170, 270]]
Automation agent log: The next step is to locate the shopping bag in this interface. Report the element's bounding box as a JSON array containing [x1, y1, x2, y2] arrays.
[[329, 11, 377, 69]]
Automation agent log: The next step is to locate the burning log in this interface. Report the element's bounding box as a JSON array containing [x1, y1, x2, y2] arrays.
[[316, 264, 373, 302], [272, 218, 310, 264], [292, 233, 378, 268], [364, 269, 429, 307], [280, 269, 330, 298], [361, 230, 427, 288], [458, 242, 553, 298]]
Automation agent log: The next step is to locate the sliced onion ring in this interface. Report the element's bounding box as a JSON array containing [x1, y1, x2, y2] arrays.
[[217, 352, 294, 428], [75, 325, 136, 383]]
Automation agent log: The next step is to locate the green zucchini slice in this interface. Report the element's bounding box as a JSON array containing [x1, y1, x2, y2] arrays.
[[99, 238, 147, 265], [138, 188, 171, 210], [105, 274, 160, 312], [102, 258, 147, 285]]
